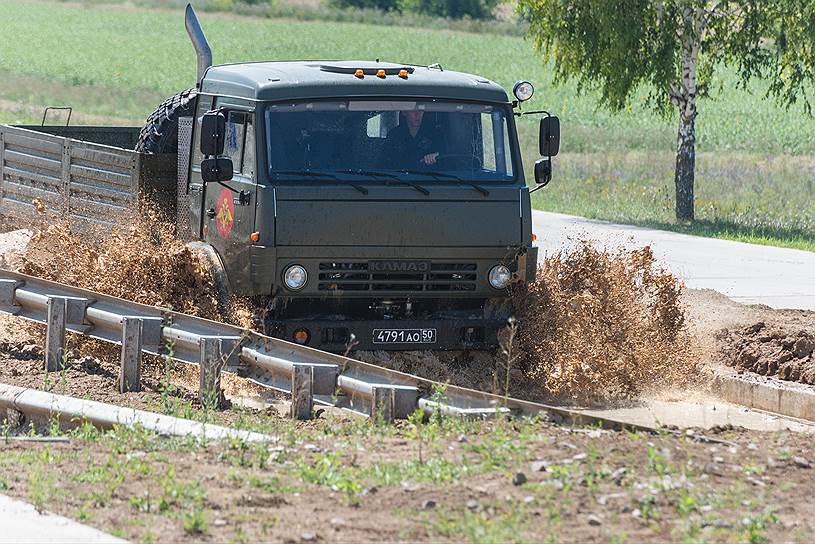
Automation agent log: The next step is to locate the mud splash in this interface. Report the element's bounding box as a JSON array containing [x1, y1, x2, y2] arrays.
[[19, 209, 230, 321], [513, 242, 703, 403]]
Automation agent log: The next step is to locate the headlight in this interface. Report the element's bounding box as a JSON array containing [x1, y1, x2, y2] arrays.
[[488, 265, 512, 289], [513, 80, 534, 102], [283, 265, 307, 290]]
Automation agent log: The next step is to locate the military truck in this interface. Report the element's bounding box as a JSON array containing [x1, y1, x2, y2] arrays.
[[0, 5, 559, 351]]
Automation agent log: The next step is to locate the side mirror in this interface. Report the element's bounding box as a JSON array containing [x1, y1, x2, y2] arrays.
[[539, 116, 560, 157], [201, 157, 233, 183], [534, 158, 552, 186], [200, 110, 226, 156]]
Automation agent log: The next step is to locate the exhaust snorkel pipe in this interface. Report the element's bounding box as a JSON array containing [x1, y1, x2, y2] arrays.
[[185, 3, 212, 85]]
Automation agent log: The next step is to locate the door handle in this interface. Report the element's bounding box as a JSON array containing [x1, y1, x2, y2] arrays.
[[206, 208, 216, 219]]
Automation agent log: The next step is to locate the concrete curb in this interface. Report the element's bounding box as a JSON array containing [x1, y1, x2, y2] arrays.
[[711, 366, 815, 423], [0, 383, 275, 442]]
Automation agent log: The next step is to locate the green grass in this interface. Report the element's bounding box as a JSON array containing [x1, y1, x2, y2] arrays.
[[0, 0, 812, 250]]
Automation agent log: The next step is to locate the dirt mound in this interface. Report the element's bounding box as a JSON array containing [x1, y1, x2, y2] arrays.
[[719, 322, 815, 384], [18, 209, 226, 320], [514, 242, 703, 403]]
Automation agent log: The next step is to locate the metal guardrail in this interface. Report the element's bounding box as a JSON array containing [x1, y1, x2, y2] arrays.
[[0, 269, 652, 430]]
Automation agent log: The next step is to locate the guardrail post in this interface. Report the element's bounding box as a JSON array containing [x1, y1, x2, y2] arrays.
[[371, 386, 396, 423], [45, 296, 67, 372], [120, 317, 143, 393], [0, 279, 22, 315], [290, 364, 314, 420], [199, 337, 226, 409]]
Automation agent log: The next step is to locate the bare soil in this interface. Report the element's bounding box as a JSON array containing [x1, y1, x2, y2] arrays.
[[683, 289, 815, 384]]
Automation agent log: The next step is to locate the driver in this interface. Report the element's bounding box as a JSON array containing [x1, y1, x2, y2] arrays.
[[386, 110, 441, 168]]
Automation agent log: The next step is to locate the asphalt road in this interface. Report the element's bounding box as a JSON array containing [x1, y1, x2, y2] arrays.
[[532, 210, 815, 311]]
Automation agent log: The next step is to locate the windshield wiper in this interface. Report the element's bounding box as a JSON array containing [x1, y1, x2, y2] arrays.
[[398, 169, 489, 196], [271, 170, 368, 195], [338, 169, 430, 196]]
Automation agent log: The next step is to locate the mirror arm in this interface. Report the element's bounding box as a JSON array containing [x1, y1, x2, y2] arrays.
[[518, 109, 551, 117]]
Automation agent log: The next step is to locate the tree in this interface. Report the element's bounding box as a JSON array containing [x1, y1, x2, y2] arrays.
[[518, 0, 814, 222]]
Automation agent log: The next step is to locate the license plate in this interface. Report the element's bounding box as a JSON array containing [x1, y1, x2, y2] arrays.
[[372, 328, 437, 344]]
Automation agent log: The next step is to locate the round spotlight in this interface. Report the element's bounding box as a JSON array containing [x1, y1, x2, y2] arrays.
[[488, 264, 512, 289], [283, 265, 308, 291], [512, 80, 534, 102]]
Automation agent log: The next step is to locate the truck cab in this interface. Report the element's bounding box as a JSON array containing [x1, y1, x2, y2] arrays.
[[184, 60, 556, 351]]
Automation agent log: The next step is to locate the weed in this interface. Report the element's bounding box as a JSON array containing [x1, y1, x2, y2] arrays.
[[182, 508, 209, 535], [742, 510, 778, 544]]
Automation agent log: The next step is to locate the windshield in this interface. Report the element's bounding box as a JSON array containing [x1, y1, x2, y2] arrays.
[[264, 100, 515, 181]]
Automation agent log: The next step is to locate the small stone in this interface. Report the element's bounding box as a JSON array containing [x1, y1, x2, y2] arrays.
[[586, 514, 602, 526], [793, 456, 812, 469], [330, 517, 346, 527], [573, 453, 587, 461], [512, 472, 527, 486], [596, 493, 626, 506], [457, 434, 468, 443], [713, 456, 725, 463], [747, 443, 758, 450], [301, 532, 317, 542], [530, 460, 547, 472], [304, 444, 319, 451], [631, 508, 641, 518], [213, 519, 227, 527], [610, 467, 627, 484], [523, 495, 535, 504], [699, 505, 713, 513], [559, 442, 577, 450], [704, 463, 724, 477], [363, 485, 379, 495], [746, 477, 765, 487], [466, 499, 480, 511], [421, 500, 436, 509]]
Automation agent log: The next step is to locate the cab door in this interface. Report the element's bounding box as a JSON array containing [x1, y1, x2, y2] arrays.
[[201, 100, 257, 292]]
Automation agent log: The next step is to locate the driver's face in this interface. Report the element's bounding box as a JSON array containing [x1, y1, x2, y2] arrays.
[[404, 110, 424, 131]]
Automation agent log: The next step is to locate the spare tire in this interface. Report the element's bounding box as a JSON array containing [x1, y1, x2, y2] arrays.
[[136, 88, 197, 154]]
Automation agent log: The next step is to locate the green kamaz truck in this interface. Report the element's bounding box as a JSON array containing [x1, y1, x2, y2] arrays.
[[0, 5, 559, 352]]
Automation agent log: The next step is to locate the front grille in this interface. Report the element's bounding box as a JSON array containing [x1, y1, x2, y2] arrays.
[[318, 262, 477, 292]]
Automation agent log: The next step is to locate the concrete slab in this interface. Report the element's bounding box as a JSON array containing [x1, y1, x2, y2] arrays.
[[532, 210, 815, 310], [577, 398, 814, 433], [0, 493, 126, 543]]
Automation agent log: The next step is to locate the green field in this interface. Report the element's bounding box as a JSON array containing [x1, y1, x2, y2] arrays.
[[2, 0, 813, 249]]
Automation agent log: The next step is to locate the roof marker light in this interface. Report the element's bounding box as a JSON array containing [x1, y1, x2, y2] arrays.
[[399, 69, 409, 78], [354, 69, 364, 78], [376, 69, 386, 78]]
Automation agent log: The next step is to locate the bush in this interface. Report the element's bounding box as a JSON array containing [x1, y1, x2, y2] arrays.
[[328, 0, 399, 11], [330, 0, 500, 19], [397, 0, 500, 19]]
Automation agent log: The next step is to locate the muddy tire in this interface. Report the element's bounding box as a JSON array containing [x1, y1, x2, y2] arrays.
[[187, 241, 230, 317], [136, 88, 198, 154]]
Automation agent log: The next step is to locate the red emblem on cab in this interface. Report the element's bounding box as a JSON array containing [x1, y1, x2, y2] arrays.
[[215, 188, 234, 239]]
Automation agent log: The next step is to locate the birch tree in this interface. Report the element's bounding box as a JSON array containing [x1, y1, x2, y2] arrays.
[[519, 0, 809, 222]]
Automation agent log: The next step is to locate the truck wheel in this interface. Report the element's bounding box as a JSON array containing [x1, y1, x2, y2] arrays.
[[136, 88, 197, 154], [186, 241, 230, 317]]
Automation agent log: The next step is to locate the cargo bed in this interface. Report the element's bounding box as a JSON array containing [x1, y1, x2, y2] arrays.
[[0, 125, 176, 229]]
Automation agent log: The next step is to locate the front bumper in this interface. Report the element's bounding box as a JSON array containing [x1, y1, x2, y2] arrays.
[[267, 316, 509, 352]]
